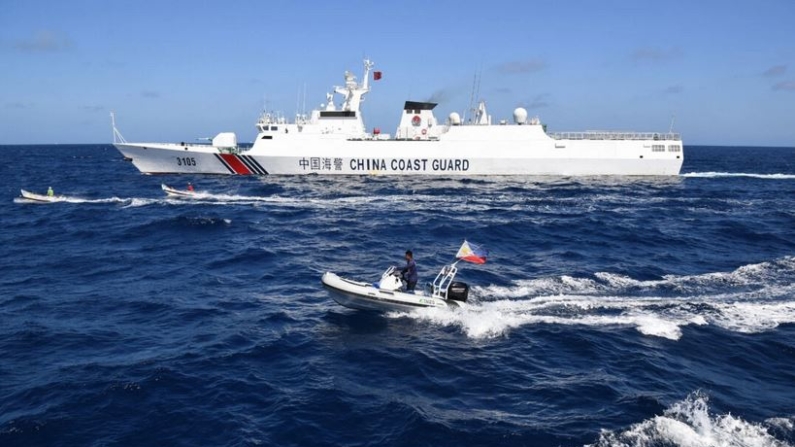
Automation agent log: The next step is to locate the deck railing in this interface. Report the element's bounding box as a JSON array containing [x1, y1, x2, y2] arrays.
[[549, 131, 681, 141]]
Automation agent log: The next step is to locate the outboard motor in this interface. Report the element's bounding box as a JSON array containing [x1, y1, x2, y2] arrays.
[[446, 281, 469, 302]]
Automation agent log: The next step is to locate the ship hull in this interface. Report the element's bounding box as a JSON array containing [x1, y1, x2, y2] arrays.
[[115, 138, 683, 176], [115, 143, 268, 175]]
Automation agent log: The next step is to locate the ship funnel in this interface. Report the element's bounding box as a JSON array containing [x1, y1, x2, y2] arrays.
[[513, 108, 528, 125]]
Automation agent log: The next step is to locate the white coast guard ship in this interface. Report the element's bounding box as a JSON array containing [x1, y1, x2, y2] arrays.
[[112, 59, 683, 176]]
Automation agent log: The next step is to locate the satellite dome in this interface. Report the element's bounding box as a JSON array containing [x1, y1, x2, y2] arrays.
[[513, 107, 528, 125], [449, 112, 461, 125]]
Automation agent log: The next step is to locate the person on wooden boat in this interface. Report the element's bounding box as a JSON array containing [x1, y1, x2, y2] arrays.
[[47, 186, 54, 197], [398, 250, 418, 291], [187, 182, 194, 192]]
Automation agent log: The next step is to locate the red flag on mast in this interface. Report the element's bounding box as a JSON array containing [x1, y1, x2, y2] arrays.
[[373, 71, 382, 81]]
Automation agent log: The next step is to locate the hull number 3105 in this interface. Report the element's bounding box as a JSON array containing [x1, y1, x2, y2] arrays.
[[176, 157, 196, 166]]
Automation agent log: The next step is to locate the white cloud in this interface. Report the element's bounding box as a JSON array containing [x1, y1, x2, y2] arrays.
[[13, 30, 72, 52], [141, 90, 161, 99], [663, 85, 684, 94], [763, 65, 787, 77], [494, 59, 547, 74], [527, 93, 551, 109], [630, 47, 682, 63], [772, 80, 795, 91]]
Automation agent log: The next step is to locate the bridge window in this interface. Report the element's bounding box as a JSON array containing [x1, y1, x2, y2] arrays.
[[320, 111, 356, 118], [652, 144, 665, 152], [668, 145, 681, 152]]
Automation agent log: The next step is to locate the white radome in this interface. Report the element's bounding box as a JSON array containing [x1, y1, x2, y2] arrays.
[[513, 107, 528, 125]]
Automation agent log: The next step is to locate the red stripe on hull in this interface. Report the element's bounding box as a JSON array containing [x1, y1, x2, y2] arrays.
[[219, 154, 253, 175]]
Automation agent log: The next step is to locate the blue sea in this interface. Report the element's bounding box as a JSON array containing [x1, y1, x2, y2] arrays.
[[2, 145, 795, 447]]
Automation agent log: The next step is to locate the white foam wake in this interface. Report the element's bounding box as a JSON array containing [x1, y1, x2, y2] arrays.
[[682, 172, 795, 180], [480, 257, 795, 298], [388, 257, 795, 340], [120, 193, 447, 209], [14, 196, 129, 204], [589, 392, 794, 447]]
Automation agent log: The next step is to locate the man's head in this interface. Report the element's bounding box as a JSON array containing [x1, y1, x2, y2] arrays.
[[405, 250, 413, 261]]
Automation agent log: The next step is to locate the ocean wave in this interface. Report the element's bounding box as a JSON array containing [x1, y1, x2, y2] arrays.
[[5, 145, 795, 446], [682, 172, 795, 180], [479, 256, 795, 297], [589, 392, 794, 447], [388, 300, 704, 340], [389, 257, 795, 340], [122, 215, 233, 236], [14, 188, 774, 220]]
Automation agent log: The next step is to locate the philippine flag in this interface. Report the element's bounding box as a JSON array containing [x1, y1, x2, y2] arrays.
[[455, 240, 488, 264]]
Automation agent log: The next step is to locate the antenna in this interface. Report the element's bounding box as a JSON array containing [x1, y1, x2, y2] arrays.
[[295, 86, 300, 118], [110, 112, 127, 144], [464, 64, 484, 124], [474, 65, 482, 103], [669, 113, 676, 134], [465, 72, 478, 124], [262, 95, 271, 114], [302, 82, 307, 117]]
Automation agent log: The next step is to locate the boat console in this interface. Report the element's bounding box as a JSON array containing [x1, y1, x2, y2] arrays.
[[379, 263, 469, 302]]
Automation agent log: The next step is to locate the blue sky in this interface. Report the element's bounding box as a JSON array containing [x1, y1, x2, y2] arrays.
[[1, 0, 794, 146]]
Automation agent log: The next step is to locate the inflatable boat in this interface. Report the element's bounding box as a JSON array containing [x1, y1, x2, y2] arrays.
[[322, 264, 471, 312], [161, 184, 198, 198], [323, 241, 487, 312]]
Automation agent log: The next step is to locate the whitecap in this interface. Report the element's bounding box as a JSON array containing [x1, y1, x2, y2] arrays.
[[391, 257, 795, 340], [682, 172, 795, 180], [589, 392, 793, 447]]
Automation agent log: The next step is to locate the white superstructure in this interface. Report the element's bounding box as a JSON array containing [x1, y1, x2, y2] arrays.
[[113, 59, 684, 176]]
